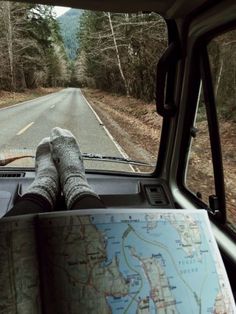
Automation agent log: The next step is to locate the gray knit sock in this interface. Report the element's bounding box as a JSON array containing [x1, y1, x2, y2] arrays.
[[50, 127, 99, 209], [26, 137, 59, 209]]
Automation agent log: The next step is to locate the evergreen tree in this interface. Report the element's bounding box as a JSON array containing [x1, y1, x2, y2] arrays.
[[57, 8, 82, 60], [0, 1, 70, 91]]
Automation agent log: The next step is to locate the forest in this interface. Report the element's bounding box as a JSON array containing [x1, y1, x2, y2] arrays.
[[0, 1, 70, 91], [1, 2, 235, 114], [0, 3, 168, 102], [75, 11, 167, 101]]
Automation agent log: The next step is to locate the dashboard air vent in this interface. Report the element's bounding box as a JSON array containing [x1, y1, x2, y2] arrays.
[[0, 172, 25, 178]]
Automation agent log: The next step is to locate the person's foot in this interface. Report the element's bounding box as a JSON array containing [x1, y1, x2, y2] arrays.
[[26, 137, 59, 209], [50, 127, 99, 209]]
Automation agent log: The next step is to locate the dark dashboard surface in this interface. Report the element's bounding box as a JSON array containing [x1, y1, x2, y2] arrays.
[[0, 170, 175, 217]]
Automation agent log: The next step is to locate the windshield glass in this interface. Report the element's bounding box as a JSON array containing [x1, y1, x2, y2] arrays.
[[0, 3, 167, 172]]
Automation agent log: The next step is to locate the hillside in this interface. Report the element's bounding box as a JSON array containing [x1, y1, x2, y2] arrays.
[[57, 8, 82, 60]]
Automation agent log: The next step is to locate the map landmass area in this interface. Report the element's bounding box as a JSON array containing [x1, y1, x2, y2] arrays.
[[131, 250, 178, 313], [40, 215, 129, 313]]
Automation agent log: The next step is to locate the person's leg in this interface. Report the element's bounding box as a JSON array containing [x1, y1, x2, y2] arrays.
[[5, 194, 52, 216], [5, 138, 59, 217], [71, 195, 104, 209], [50, 127, 105, 210]]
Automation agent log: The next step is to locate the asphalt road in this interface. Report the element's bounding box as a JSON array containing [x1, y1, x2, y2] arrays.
[[0, 88, 131, 171]]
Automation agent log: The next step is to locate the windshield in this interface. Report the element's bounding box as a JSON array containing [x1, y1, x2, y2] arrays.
[[0, 3, 167, 172]]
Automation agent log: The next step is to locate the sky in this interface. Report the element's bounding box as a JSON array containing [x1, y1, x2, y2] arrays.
[[53, 6, 71, 17]]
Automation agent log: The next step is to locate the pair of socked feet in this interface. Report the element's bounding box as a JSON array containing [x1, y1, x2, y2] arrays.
[[26, 127, 100, 210]]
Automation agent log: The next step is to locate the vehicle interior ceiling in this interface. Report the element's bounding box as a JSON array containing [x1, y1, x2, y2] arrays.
[[1, 0, 236, 297]]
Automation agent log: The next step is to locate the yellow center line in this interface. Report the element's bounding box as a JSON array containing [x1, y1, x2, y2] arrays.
[[16, 122, 34, 135]]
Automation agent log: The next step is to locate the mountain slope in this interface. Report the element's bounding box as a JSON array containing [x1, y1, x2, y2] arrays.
[[57, 9, 82, 60]]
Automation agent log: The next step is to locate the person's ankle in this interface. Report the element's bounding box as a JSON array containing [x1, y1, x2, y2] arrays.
[[27, 137, 59, 209], [50, 127, 98, 209]]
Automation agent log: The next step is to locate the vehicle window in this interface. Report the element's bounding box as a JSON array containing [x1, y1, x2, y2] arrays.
[[208, 29, 236, 234], [0, 2, 167, 173], [186, 29, 236, 235]]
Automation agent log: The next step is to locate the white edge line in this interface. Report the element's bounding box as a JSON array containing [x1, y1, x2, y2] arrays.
[[80, 90, 135, 172], [17, 122, 34, 135]]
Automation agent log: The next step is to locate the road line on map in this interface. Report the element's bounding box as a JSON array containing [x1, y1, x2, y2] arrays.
[[17, 122, 34, 135], [80, 89, 135, 172]]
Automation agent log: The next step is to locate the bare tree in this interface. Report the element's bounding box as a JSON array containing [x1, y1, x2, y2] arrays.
[[106, 12, 129, 96], [77, 11, 167, 101], [0, 1, 15, 89]]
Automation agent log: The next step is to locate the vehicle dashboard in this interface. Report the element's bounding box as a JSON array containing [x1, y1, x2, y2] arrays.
[[0, 170, 175, 217]]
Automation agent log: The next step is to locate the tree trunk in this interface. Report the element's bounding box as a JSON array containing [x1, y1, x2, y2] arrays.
[[107, 12, 129, 96], [215, 56, 223, 99], [3, 1, 15, 90], [19, 63, 27, 90]]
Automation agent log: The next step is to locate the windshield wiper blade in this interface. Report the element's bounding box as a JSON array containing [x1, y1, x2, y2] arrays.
[[0, 153, 154, 168], [0, 155, 35, 166], [82, 153, 155, 167]]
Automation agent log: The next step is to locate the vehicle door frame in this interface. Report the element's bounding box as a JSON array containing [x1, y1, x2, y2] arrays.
[[165, 0, 236, 288]]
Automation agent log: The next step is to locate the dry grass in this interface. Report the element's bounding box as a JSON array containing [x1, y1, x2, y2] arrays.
[[0, 87, 62, 109]]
